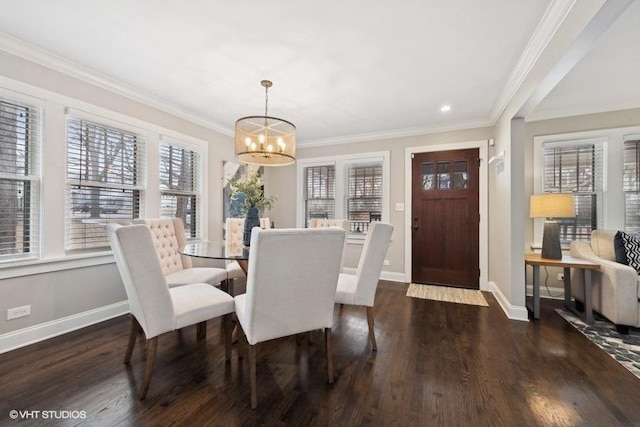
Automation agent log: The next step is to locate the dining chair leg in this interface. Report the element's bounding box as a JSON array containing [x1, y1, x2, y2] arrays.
[[139, 337, 158, 400], [197, 321, 207, 341], [366, 306, 377, 351], [237, 327, 246, 360], [325, 328, 334, 384], [224, 314, 232, 361], [249, 344, 257, 409], [124, 317, 140, 364]]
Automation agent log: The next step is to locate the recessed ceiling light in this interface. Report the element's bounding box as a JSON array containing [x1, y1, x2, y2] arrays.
[[440, 105, 452, 112]]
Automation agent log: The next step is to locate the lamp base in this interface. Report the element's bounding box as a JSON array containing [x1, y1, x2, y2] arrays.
[[541, 220, 562, 259]]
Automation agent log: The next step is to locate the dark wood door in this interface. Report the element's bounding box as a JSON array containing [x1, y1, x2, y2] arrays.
[[411, 148, 479, 289]]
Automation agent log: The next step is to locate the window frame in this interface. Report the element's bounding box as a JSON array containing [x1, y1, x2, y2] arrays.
[[0, 91, 42, 262], [159, 136, 202, 240], [297, 151, 389, 244], [64, 114, 147, 253], [532, 127, 640, 248], [541, 141, 604, 244], [0, 81, 211, 279], [622, 134, 640, 232]]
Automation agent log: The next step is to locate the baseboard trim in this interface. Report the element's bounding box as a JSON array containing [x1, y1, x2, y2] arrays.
[[0, 301, 129, 354], [340, 268, 406, 284], [380, 271, 407, 283], [489, 281, 529, 322], [526, 284, 565, 300]]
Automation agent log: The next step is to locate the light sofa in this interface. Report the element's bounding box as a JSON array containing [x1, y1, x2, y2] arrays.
[[570, 230, 640, 333]]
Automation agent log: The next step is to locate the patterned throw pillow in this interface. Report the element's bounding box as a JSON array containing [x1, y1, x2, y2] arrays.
[[614, 231, 629, 265], [618, 231, 640, 274]]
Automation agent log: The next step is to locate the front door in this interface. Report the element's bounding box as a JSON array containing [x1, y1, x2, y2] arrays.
[[411, 148, 479, 289]]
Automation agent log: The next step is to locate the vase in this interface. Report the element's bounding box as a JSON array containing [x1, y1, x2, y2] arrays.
[[243, 207, 260, 246]]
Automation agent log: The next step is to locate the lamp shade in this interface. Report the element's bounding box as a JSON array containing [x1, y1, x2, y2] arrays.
[[234, 80, 296, 167], [235, 116, 296, 166], [529, 193, 575, 219]]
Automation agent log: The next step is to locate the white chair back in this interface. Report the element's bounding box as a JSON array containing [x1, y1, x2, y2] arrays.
[[241, 227, 346, 344], [308, 218, 350, 271], [226, 217, 271, 255], [107, 223, 175, 339], [353, 222, 394, 306], [308, 218, 349, 230], [133, 218, 192, 272]]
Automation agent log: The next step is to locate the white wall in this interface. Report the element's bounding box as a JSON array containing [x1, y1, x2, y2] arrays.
[[268, 127, 493, 279]]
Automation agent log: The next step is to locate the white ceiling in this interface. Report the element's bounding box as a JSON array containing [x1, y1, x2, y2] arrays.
[[0, 1, 637, 144], [529, 0, 640, 121]]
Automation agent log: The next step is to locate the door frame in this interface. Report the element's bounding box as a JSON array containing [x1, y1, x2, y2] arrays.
[[404, 140, 489, 290]]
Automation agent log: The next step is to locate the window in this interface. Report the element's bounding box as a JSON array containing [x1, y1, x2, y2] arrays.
[[345, 161, 383, 233], [303, 165, 335, 226], [624, 139, 640, 232], [542, 143, 603, 243], [298, 152, 389, 240], [66, 117, 145, 251], [159, 140, 200, 239], [0, 97, 40, 260]]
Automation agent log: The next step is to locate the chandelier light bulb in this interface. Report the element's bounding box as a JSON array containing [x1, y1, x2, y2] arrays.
[[245, 137, 252, 147]]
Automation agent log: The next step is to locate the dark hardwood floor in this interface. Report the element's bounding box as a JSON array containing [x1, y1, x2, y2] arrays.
[[1, 281, 639, 426]]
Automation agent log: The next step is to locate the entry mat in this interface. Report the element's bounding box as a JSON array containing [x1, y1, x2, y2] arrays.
[[406, 283, 488, 307]]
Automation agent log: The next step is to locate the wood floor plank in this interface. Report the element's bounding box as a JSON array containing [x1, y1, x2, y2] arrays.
[[1, 281, 639, 426]]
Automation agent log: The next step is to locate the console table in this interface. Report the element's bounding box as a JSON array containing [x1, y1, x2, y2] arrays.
[[524, 254, 601, 323]]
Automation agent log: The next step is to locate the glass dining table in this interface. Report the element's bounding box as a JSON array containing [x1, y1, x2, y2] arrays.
[[180, 240, 248, 342], [180, 240, 250, 275]]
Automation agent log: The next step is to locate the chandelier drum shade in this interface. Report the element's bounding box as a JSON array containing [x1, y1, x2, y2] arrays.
[[235, 80, 296, 166]]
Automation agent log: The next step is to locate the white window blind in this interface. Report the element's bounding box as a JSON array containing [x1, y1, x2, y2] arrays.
[[159, 140, 200, 239], [623, 139, 640, 232], [66, 117, 145, 251], [303, 165, 335, 227], [345, 161, 383, 234], [0, 98, 41, 260], [542, 143, 604, 243]]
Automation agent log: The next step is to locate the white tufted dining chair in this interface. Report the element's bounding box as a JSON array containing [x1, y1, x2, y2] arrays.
[[308, 218, 350, 272], [107, 223, 235, 400], [234, 227, 345, 409], [133, 218, 228, 289], [225, 217, 270, 294], [334, 222, 393, 351]]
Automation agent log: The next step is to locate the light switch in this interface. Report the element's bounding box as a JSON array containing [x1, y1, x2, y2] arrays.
[[395, 203, 404, 212]]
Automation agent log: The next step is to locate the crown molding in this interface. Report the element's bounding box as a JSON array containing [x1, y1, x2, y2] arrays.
[[526, 102, 640, 122], [489, 0, 578, 124], [298, 119, 492, 148], [0, 32, 233, 137]]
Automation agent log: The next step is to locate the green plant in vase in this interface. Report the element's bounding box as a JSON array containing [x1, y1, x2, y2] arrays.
[[229, 170, 276, 245]]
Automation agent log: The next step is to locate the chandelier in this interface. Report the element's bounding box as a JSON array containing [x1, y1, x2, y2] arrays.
[[234, 80, 296, 166]]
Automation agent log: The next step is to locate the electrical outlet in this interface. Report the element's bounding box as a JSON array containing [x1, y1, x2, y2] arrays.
[[7, 305, 31, 320], [394, 203, 404, 212], [557, 273, 564, 281], [383, 259, 390, 266]]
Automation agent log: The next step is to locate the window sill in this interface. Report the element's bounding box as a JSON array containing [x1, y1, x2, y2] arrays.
[[0, 251, 115, 280]]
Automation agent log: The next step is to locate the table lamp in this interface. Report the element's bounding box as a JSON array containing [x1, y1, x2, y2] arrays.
[[530, 193, 576, 259]]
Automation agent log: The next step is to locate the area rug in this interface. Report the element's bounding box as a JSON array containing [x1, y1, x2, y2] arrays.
[[556, 309, 640, 380], [406, 283, 488, 307]]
